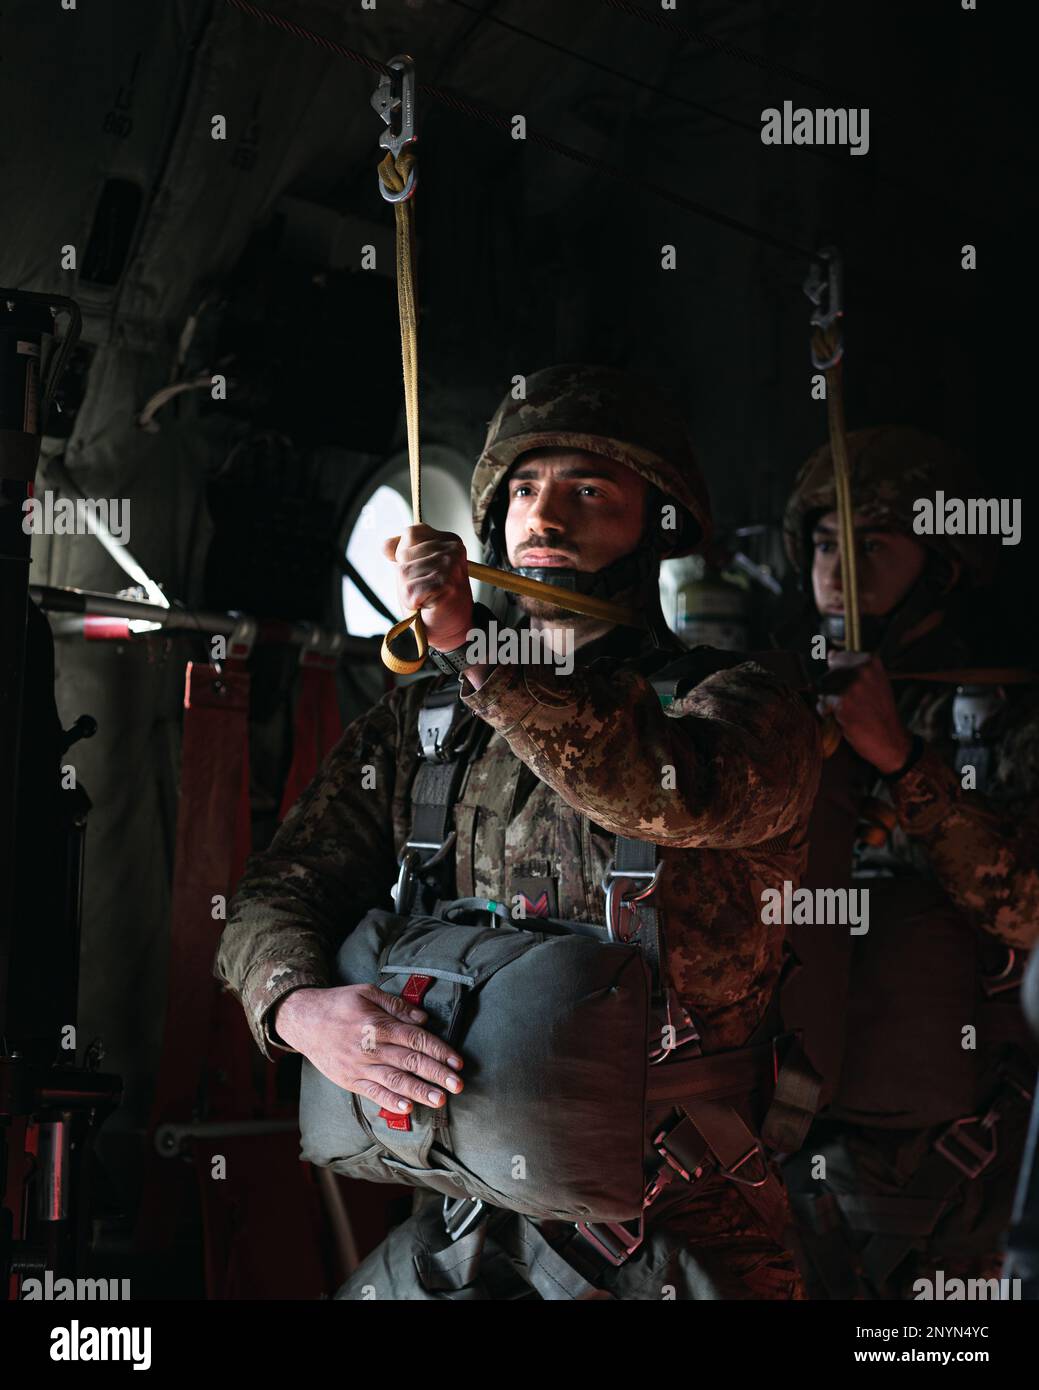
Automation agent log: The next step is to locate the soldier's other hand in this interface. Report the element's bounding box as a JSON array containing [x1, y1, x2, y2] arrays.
[[272, 984, 464, 1114], [383, 524, 474, 651], [818, 651, 913, 774]]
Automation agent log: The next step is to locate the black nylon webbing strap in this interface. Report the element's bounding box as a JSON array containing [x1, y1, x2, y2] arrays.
[[761, 1036, 823, 1153], [410, 758, 468, 849], [786, 1186, 864, 1300], [837, 1193, 947, 1237], [612, 834, 666, 1005], [646, 1039, 775, 1104], [856, 1062, 1034, 1289], [400, 684, 490, 910], [677, 1098, 792, 1244]]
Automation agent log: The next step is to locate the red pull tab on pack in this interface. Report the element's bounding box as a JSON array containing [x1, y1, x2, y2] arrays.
[[402, 974, 434, 1006], [377, 974, 436, 1132]]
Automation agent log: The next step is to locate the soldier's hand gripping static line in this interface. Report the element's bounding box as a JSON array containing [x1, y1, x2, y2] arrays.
[[383, 447, 655, 690]]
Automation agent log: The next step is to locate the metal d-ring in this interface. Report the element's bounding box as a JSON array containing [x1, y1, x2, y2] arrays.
[[601, 860, 663, 942]]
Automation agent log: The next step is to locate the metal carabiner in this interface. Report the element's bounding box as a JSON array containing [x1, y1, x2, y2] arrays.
[[601, 860, 663, 943], [803, 245, 844, 370], [372, 54, 417, 203]]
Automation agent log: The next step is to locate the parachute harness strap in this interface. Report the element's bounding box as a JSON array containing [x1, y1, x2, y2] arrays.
[[373, 59, 643, 676]]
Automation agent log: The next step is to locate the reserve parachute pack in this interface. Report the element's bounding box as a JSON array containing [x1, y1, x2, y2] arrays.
[[299, 647, 821, 1248]]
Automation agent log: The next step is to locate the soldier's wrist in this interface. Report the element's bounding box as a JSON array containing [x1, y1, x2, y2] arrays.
[[429, 603, 497, 677], [877, 733, 925, 782], [270, 986, 317, 1047]]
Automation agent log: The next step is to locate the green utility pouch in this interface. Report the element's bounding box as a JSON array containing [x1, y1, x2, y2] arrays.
[[299, 908, 652, 1223]]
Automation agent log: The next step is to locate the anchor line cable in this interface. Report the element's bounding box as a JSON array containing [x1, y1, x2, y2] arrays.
[[599, 0, 847, 99], [443, 0, 788, 142], [221, 0, 973, 307], [442, 0, 970, 220], [223, 0, 811, 258]]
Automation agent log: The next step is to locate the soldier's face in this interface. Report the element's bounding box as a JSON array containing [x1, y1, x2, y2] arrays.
[[811, 509, 928, 618], [503, 450, 649, 618]]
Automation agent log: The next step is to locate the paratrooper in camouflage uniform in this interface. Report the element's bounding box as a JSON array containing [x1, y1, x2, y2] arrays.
[[779, 426, 1039, 1299], [215, 365, 822, 1299]]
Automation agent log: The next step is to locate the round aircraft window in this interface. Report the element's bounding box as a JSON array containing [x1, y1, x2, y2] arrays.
[[340, 449, 478, 637], [342, 484, 412, 637]]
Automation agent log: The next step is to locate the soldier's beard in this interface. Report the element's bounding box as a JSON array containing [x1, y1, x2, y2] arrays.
[[517, 593, 611, 647], [519, 592, 580, 622]]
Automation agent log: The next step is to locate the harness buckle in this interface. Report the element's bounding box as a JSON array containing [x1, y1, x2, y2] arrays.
[[392, 832, 457, 914], [372, 54, 417, 201], [648, 988, 701, 1064], [651, 1122, 709, 1189], [601, 860, 663, 943], [717, 1139, 772, 1188], [443, 1195, 486, 1242], [934, 1110, 999, 1181], [574, 1213, 645, 1267]]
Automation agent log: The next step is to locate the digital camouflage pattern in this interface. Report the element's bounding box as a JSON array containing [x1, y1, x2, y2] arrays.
[[214, 364, 821, 1297], [215, 630, 822, 1059], [214, 620, 821, 1298], [782, 426, 1039, 949], [782, 425, 997, 586], [782, 433, 1038, 1297], [472, 364, 713, 558], [879, 686, 1039, 952]]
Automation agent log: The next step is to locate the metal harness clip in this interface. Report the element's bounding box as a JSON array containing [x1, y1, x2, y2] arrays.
[[392, 832, 457, 915], [443, 1195, 486, 1242], [371, 54, 417, 202], [601, 860, 663, 943], [934, 1109, 999, 1181], [574, 1213, 645, 1267]]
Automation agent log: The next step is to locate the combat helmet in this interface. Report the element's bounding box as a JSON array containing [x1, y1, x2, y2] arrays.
[[473, 364, 711, 603], [782, 425, 993, 659], [783, 425, 994, 588]]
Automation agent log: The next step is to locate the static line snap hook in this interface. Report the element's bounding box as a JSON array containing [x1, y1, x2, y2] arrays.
[[804, 244, 844, 370], [372, 54, 417, 202]]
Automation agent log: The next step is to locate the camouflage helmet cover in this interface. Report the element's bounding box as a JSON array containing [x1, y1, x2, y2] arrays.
[[472, 364, 712, 559], [782, 425, 994, 586]]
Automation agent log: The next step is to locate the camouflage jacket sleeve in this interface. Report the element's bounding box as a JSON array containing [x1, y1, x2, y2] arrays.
[[213, 688, 402, 1060], [459, 656, 821, 848], [889, 728, 1039, 950]]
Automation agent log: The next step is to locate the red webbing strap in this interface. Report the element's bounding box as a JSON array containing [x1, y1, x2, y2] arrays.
[[188, 1132, 331, 1299], [378, 974, 435, 1132], [277, 665, 343, 822], [135, 661, 253, 1250]]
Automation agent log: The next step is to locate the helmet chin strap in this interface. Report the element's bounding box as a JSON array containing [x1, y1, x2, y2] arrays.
[[502, 552, 674, 647], [507, 547, 658, 602], [821, 559, 954, 660]]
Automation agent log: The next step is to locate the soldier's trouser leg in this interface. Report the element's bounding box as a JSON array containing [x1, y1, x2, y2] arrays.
[[335, 1177, 805, 1301]]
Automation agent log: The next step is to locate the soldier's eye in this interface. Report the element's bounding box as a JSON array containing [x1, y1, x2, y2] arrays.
[[813, 539, 836, 554]]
